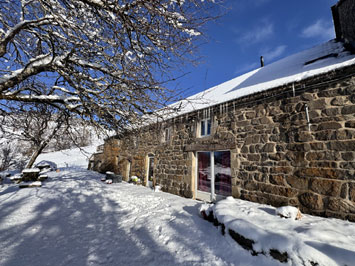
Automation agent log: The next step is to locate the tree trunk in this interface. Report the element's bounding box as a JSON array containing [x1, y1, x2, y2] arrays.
[[25, 141, 48, 168], [25, 114, 67, 168]]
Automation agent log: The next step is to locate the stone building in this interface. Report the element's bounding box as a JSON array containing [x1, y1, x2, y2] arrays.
[[90, 0, 355, 221]]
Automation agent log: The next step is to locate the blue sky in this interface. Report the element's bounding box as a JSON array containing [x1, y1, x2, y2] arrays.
[[173, 0, 338, 98]]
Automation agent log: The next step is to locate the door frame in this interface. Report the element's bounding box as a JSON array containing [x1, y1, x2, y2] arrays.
[[145, 153, 155, 187], [125, 159, 131, 181]]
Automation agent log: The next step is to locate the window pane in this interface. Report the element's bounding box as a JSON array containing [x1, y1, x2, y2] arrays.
[[197, 152, 211, 193], [207, 119, 211, 135], [201, 120, 205, 136], [165, 128, 170, 142], [214, 151, 231, 196]]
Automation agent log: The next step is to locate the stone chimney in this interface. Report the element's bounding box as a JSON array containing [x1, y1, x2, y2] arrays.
[[260, 56, 264, 67], [332, 0, 355, 50]]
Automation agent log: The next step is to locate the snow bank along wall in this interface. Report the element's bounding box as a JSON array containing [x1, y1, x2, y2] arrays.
[[91, 64, 355, 221]]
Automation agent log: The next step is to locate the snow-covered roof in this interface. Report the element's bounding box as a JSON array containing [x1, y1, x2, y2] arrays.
[[170, 40, 355, 118]]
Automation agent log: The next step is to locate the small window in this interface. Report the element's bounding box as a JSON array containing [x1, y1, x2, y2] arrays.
[[133, 136, 138, 148], [164, 127, 171, 142], [147, 154, 154, 182], [200, 118, 211, 137]]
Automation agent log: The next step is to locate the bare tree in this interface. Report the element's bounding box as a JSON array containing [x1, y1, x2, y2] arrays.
[[1, 100, 99, 170], [51, 118, 95, 151], [0, 0, 219, 132], [0, 102, 72, 168]]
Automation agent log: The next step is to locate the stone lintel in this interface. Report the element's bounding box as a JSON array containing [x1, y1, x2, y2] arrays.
[[184, 143, 235, 152]]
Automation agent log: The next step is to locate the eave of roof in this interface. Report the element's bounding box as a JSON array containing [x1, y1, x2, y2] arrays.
[[165, 40, 355, 119]]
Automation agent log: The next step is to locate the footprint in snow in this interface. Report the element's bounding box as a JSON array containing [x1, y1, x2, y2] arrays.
[[155, 225, 162, 233], [164, 237, 170, 245]]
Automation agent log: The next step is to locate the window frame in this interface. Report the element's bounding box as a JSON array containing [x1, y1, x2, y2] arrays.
[[164, 127, 171, 142], [199, 118, 211, 137]]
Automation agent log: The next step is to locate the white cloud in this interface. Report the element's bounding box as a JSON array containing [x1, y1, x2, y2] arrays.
[[235, 62, 259, 75], [261, 45, 287, 62], [237, 20, 274, 45], [301, 19, 335, 40], [234, 45, 286, 75]]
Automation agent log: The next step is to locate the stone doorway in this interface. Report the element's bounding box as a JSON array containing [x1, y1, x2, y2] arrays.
[[146, 153, 155, 187]]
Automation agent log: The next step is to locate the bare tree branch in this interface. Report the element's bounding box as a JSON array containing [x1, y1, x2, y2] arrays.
[[0, 0, 221, 132], [0, 16, 53, 57]]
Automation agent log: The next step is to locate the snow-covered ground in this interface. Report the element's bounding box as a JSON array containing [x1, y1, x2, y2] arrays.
[[35, 144, 99, 169], [1, 146, 355, 266]]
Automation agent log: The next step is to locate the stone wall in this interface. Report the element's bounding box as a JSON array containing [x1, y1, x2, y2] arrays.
[[228, 66, 355, 221], [93, 64, 355, 221], [108, 122, 195, 196]]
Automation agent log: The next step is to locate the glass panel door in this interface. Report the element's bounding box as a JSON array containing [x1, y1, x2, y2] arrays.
[[196, 151, 231, 201], [197, 152, 211, 193], [214, 151, 231, 196]]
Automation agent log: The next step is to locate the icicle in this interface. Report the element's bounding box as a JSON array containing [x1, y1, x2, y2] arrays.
[[292, 83, 295, 97]]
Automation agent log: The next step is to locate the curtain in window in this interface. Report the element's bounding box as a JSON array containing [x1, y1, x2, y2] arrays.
[[214, 151, 231, 196], [197, 152, 211, 192]]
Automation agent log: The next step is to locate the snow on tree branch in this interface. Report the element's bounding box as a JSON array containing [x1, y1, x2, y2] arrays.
[[0, 0, 220, 132]]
